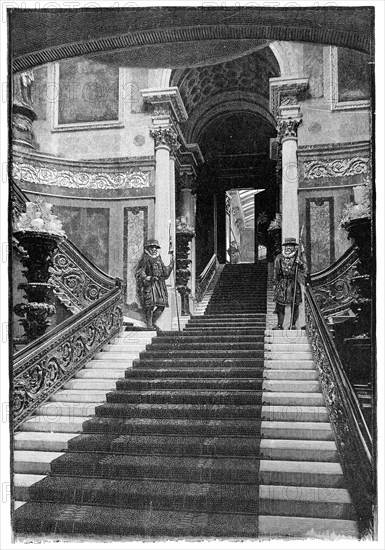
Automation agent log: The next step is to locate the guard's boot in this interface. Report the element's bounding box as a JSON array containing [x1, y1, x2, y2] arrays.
[[273, 310, 284, 330], [145, 308, 155, 330], [152, 306, 165, 332]]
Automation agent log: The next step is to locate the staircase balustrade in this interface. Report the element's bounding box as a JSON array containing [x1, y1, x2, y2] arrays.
[[12, 280, 123, 430], [195, 253, 218, 302], [309, 245, 361, 317], [304, 282, 373, 535]]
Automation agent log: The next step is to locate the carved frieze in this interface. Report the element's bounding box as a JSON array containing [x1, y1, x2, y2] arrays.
[[303, 157, 369, 179], [12, 161, 151, 189]]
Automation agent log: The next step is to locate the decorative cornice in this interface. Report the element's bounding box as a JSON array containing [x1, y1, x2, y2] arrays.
[[276, 117, 302, 143], [298, 141, 371, 159], [149, 127, 181, 156], [269, 77, 309, 118], [141, 87, 188, 124], [303, 157, 369, 180]]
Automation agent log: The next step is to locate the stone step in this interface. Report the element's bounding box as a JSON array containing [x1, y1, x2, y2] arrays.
[[116, 379, 263, 391], [259, 460, 344, 487], [265, 352, 314, 360], [64, 379, 118, 390], [14, 474, 46, 501], [260, 439, 338, 461], [36, 402, 99, 417], [20, 416, 89, 433], [14, 432, 76, 452], [265, 330, 306, 337], [132, 358, 265, 369], [140, 349, 264, 359], [262, 380, 320, 392], [95, 402, 264, 420], [14, 451, 64, 474], [258, 515, 358, 539], [103, 344, 151, 352], [259, 485, 355, 519], [264, 343, 311, 351], [261, 405, 328, 422], [264, 360, 315, 369], [95, 352, 142, 360], [50, 390, 109, 403], [263, 369, 318, 380], [265, 336, 309, 344], [75, 369, 126, 379], [261, 421, 333, 440], [262, 392, 325, 406], [85, 360, 134, 368]]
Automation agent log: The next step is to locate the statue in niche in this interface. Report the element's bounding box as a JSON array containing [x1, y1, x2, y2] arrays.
[[13, 70, 35, 110]]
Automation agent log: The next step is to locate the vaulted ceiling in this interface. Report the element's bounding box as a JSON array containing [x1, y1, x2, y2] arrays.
[[9, 7, 373, 72]]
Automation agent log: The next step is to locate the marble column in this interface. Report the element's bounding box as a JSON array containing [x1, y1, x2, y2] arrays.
[[277, 115, 302, 241], [149, 127, 180, 330], [270, 77, 308, 243]]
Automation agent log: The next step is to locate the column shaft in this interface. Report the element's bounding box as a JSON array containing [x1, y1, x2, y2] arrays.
[[281, 137, 300, 241]]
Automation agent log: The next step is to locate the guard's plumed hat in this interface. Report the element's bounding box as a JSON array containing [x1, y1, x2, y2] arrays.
[[282, 237, 299, 247], [144, 239, 161, 249]]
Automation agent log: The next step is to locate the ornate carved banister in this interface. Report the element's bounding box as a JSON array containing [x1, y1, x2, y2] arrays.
[[309, 245, 360, 316], [305, 282, 373, 534], [12, 280, 123, 430], [195, 253, 218, 302], [11, 180, 117, 313]]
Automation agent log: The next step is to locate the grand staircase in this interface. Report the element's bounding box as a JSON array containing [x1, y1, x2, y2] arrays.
[[14, 262, 359, 540]]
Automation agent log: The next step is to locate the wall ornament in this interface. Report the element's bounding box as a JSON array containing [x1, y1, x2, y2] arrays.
[[12, 161, 150, 189], [303, 157, 369, 180]]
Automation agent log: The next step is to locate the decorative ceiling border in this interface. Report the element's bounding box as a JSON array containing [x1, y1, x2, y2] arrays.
[[298, 141, 371, 159], [12, 24, 370, 73]]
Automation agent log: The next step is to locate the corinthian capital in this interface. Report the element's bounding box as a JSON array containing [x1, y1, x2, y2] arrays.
[[276, 117, 302, 143], [150, 127, 181, 156]]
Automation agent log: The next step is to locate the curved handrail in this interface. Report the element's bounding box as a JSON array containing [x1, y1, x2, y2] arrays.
[[12, 280, 123, 430], [308, 245, 360, 316], [305, 281, 373, 531], [196, 253, 218, 302], [11, 180, 117, 312]]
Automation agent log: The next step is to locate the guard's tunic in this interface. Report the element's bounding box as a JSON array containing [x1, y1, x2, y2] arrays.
[[136, 252, 173, 308], [273, 253, 306, 306]]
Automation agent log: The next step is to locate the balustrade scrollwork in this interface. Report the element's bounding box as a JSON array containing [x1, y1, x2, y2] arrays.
[[309, 246, 361, 316], [13, 283, 123, 429], [305, 284, 373, 535]]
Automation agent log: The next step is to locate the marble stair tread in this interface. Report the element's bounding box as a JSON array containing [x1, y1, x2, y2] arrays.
[[265, 352, 314, 360], [261, 421, 334, 440], [94, 352, 143, 360], [50, 390, 110, 402], [262, 380, 320, 392], [264, 343, 312, 351], [35, 403, 99, 417], [75, 370, 127, 379], [263, 369, 318, 380], [261, 405, 328, 422], [14, 474, 46, 500], [14, 451, 64, 474], [85, 360, 134, 368], [20, 416, 89, 433], [262, 392, 325, 406], [258, 515, 359, 538], [14, 432, 77, 451], [259, 484, 352, 503], [264, 360, 315, 369], [260, 439, 338, 461], [64, 379, 119, 389]]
